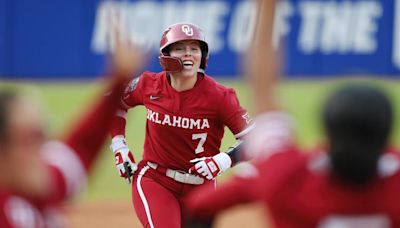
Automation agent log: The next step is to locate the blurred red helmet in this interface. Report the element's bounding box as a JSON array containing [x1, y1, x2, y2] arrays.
[[159, 23, 209, 73]]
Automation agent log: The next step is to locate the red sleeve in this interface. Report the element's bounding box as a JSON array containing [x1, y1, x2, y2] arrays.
[[43, 165, 68, 203], [110, 112, 127, 137], [40, 77, 128, 201], [110, 75, 144, 137], [63, 79, 126, 171], [219, 88, 254, 139], [252, 149, 304, 202]]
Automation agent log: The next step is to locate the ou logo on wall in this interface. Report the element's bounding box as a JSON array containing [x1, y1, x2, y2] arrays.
[[181, 25, 194, 36]]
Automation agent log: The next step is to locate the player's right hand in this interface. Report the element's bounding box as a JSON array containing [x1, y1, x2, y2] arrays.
[[114, 148, 137, 184], [110, 136, 138, 184]]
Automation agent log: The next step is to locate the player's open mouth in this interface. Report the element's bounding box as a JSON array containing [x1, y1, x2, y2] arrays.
[[183, 60, 194, 69]]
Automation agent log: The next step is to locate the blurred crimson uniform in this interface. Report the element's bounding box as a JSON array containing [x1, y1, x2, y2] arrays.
[[110, 71, 253, 227], [186, 112, 400, 228], [0, 81, 125, 228]]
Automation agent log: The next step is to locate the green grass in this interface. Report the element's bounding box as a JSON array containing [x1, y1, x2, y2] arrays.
[[1, 79, 400, 201]]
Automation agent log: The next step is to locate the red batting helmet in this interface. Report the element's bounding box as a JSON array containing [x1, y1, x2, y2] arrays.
[[159, 23, 209, 73]]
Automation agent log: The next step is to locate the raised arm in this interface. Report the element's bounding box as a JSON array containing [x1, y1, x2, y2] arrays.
[[184, 0, 281, 224], [248, 0, 279, 115], [42, 35, 145, 200], [241, 0, 298, 162]]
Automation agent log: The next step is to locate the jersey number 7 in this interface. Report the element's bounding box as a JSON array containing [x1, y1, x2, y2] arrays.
[[192, 133, 207, 154]]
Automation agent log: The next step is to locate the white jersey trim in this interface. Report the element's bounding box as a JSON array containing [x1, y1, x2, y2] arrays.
[[308, 153, 329, 173], [234, 123, 255, 139], [116, 109, 127, 119], [308, 152, 400, 178], [41, 140, 87, 198], [137, 166, 155, 228], [5, 196, 44, 228], [377, 153, 400, 177], [120, 98, 131, 109]]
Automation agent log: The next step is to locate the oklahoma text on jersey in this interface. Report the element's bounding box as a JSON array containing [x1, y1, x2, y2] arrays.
[[147, 108, 210, 130]]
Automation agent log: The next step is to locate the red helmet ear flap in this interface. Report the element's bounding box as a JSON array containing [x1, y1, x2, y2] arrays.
[[199, 42, 208, 70], [159, 56, 183, 73]]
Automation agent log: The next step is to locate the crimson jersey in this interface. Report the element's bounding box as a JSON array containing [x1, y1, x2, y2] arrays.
[[111, 72, 253, 170], [0, 80, 125, 228], [259, 150, 400, 228], [0, 142, 86, 228], [186, 112, 400, 228]]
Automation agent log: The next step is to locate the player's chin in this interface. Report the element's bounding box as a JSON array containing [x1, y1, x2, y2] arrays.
[[181, 68, 198, 77]]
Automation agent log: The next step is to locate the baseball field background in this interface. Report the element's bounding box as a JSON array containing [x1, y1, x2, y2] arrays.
[[1, 0, 399, 226], [2, 78, 399, 227]]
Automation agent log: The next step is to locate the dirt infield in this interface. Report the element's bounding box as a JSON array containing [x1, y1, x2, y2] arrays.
[[66, 200, 269, 228]]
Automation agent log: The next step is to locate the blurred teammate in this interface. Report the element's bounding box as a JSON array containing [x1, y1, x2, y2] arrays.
[[0, 36, 144, 227], [109, 22, 254, 227], [185, 0, 400, 227]]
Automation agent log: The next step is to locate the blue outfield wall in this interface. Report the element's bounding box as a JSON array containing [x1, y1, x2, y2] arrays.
[[0, 0, 399, 80]]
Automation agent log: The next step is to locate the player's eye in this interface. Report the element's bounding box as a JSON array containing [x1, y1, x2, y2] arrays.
[[172, 44, 184, 51]]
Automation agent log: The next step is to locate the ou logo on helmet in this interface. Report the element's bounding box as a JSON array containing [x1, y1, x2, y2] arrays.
[[181, 25, 194, 36]]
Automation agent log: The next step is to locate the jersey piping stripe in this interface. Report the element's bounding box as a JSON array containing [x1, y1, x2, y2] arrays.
[[41, 140, 87, 197], [116, 109, 128, 119], [234, 123, 255, 139], [137, 166, 155, 228], [120, 98, 131, 109]]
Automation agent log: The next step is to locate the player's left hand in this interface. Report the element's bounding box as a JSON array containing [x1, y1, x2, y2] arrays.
[[189, 153, 232, 180], [108, 17, 147, 82]]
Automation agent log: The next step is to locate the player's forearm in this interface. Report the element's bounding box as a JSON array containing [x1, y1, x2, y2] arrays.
[[248, 0, 280, 115], [64, 80, 125, 171], [110, 113, 127, 137]]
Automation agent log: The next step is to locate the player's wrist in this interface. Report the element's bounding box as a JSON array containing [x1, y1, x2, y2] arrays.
[[110, 135, 128, 153], [225, 140, 243, 165], [213, 153, 232, 174]]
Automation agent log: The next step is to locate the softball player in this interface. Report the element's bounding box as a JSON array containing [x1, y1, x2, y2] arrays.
[[109, 23, 254, 228]]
